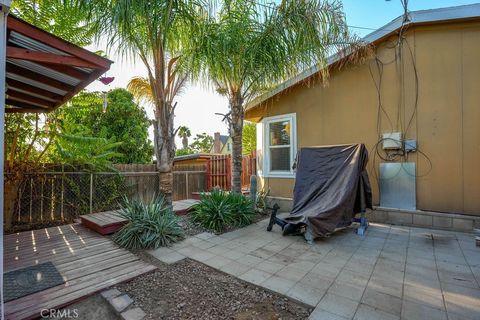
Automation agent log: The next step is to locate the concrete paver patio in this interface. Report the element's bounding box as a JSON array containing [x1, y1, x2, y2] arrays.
[[148, 216, 480, 320]]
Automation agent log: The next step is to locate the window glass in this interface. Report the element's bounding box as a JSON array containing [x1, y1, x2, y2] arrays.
[[269, 121, 290, 146], [270, 147, 290, 171], [268, 119, 291, 171]]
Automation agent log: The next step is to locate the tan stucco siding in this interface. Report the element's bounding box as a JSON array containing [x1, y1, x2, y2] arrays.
[[246, 21, 480, 216]]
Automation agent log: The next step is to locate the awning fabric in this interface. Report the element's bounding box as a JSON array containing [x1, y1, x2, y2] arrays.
[[5, 16, 112, 113]]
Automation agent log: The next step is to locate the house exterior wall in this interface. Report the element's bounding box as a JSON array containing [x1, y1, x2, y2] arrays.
[[219, 137, 233, 155], [246, 21, 480, 216]]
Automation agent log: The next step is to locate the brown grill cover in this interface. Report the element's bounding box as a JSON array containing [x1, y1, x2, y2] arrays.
[[285, 144, 372, 238]]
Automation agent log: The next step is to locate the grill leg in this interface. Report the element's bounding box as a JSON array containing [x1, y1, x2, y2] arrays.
[[355, 211, 369, 236], [267, 203, 284, 231]]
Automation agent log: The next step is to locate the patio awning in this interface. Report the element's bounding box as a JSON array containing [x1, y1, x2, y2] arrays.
[[5, 15, 112, 113]]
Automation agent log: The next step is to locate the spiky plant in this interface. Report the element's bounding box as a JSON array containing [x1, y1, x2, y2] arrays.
[[229, 192, 256, 226], [113, 196, 184, 249], [190, 189, 256, 232], [190, 189, 235, 232]]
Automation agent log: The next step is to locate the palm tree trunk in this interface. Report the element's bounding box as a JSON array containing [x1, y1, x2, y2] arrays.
[[154, 102, 175, 206], [230, 93, 244, 194], [182, 137, 188, 149]]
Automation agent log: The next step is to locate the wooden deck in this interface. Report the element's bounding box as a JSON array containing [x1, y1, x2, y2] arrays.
[[81, 199, 199, 235], [4, 224, 156, 320]]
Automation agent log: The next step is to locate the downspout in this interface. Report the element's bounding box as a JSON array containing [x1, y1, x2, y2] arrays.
[[0, 1, 10, 319]]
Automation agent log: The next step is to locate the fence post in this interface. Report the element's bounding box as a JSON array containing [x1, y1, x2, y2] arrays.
[[185, 171, 189, 199], [227, 155, 232, 191], [50, 177, 54, 220], [206, 159, 210, 191], [29, 177, 33, 223], [89, 173, 93, 214], [40, 175, 44, 221], [17, 183, 21, 222], [61, 164, 64, 221]]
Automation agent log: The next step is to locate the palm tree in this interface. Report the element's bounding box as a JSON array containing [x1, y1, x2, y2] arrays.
[[184, 0, 368, 193], [178, 126, 192, 149], [84, 0, 201, 204]]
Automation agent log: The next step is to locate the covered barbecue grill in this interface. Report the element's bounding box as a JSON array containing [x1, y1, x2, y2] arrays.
[[268, 144, 372, 240]]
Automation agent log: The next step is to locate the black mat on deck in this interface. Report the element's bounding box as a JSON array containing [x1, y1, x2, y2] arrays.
[[4, 262, 65, 302]]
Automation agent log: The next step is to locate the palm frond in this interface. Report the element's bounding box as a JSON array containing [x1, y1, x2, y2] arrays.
[[127, 76, 155, 105]]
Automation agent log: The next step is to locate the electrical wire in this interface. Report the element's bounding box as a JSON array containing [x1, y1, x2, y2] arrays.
[[368, 0, 433, 186], [254, 0, 432, 182]]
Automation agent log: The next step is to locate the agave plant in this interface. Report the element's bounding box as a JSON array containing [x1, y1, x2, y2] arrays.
[[113, 196, 184, 249], [190, 189, 256, 232]]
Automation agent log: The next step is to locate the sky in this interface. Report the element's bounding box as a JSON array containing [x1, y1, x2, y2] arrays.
[[85, 0, 479, 146]]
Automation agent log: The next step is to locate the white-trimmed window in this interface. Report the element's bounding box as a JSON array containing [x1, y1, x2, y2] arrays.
[[261, 113, 297, 178]]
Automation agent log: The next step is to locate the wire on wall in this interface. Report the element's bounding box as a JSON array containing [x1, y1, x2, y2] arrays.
[[368, 0, 433, 185]]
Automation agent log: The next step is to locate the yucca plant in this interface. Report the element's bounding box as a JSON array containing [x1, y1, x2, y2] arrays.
[[229, 192, 256, 227], [191, 189, 256, 232], [113, 196, 184, 249], [190, 189, 234, 233]]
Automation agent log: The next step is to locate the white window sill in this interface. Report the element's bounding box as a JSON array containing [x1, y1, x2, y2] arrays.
[[259, 172, 295, 179]]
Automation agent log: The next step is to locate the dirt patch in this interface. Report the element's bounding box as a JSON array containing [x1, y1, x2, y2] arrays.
[[115, 254, 311, 320], [54, 294, 120, 320], [178, 215, 209, 237]]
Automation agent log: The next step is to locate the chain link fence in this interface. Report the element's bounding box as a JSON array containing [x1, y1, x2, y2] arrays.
[[14, 171, 160, 225], [11, 164, 207, 228]]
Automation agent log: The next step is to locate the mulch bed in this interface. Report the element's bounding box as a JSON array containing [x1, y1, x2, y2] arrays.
[[179, 212, 270, 237], [177, 215, 209, 237], [115, 253, 311, 320]]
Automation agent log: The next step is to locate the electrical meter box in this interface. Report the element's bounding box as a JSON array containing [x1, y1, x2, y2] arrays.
[[382, 132, 402, 149]]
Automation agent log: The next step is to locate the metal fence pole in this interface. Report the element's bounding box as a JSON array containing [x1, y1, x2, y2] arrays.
[[40, 176, 44, 221], [29, 177, 33, 222], [61, 165, 64, 221], [89, 173, 93, 214], [50, 177, 54, 221], [185, 171, 189, 199]]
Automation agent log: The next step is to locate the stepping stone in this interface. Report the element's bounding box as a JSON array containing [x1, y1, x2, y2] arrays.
[[101, 288, 121, 300], [110, 294, 133, 312], [121, 307, 146, 320]]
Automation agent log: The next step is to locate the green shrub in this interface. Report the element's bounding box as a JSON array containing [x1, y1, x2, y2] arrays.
[[229, 192, 256, 226], [190, 189, 256, 232], [113, 197, 184, 249]]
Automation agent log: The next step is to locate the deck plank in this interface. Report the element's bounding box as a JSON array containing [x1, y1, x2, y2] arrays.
[[80, 199, 200, 234], [3, 224, 155, 320]]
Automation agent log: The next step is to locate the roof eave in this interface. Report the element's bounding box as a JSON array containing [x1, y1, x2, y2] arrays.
[[246, 4, 480, 112]]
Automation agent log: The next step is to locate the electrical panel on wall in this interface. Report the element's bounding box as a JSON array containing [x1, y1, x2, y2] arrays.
[[404, 139, 417, 152], [380, 162, 416, 210], [382, 132, 403, 149]]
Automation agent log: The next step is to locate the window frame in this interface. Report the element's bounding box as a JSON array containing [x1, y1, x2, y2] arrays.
[[262, 113, 297, 178]]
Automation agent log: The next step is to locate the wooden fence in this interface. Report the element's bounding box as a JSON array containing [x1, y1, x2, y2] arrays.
[[173, 164, 207, 201], [206, 152, 256, 191]]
